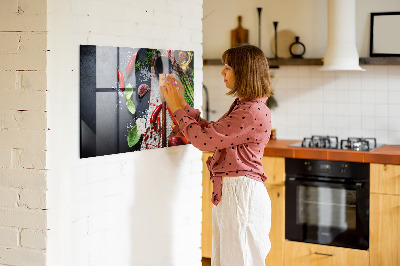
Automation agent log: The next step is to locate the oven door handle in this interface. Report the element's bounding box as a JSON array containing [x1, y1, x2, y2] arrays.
[[287, 177, 364, 189], [314, 252, 335, 257]]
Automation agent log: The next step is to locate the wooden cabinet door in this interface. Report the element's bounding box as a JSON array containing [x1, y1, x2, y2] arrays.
[[370, 193, 400, 266], [284, 241, 369, 266], [202, 152, 213, 258], [370, 163, 400, 195], [262, 156, 285, 186], [264, 184, 284, 266], [262, 156, 285, 265]]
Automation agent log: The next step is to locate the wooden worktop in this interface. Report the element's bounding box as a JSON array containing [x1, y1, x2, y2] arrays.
[[263, 139, 400, 165]]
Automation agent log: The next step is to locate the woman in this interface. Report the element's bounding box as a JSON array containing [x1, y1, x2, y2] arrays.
[[161, 44, 273, 266]]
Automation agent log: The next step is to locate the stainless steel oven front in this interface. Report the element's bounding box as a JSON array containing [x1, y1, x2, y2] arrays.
[[285, 158, 369, 250]]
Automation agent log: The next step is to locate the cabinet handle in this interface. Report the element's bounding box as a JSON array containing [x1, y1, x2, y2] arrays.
[[314, 252, 335, 257]]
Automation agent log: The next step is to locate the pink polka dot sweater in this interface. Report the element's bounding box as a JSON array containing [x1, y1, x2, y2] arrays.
[[173, 97, 272, 206]]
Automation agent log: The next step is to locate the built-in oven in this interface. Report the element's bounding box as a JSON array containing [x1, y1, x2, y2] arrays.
[[285, 158, 370, 250]]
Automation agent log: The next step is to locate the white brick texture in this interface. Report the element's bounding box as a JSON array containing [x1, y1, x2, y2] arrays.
[[0, 32, 20, 54], [0, 0, 47, 264], [0, 208, 46, 230], [0, 227, 19, 247], [1, 110, 47, 130], [0, 187, 19, 208], [0, 32, 47, 71], [19, 189, 47, 209], [0, 150, 12, 169], [16, 70, 47, 91], [0, 247, 46, 266], [0, 129, 46, 150], [0, 169, 47, 189], [0, 1, 46, 32], [21, 229, 46, 250], [0, 90, 46, 111]]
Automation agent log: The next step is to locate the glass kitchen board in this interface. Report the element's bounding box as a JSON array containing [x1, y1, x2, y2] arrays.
[[80, 45, 194, 158]]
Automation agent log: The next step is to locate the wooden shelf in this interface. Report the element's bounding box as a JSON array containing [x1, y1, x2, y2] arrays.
[[202, 59, 223, 66], [203, 58, 323, 67], [268, 58, 322, 67], [203, 57, 400, 67], [359, 57, 400, 65]]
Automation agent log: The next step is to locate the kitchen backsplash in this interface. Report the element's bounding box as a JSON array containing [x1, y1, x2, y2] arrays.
[[203, 65, 400, 144]]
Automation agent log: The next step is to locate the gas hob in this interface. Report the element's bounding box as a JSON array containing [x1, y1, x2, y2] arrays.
[[289, 135, 382, 151]]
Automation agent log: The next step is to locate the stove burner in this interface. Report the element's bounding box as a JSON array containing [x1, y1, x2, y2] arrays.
[[340, 137, 377, 151], [294, 136, 378, 151], [301, 135, 339, 149]]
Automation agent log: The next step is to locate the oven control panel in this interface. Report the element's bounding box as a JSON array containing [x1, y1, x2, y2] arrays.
[[318, 162, 332, 173], [286, 158, 369, 180]]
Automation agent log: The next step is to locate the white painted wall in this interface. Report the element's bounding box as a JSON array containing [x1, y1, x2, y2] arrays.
[[204, 0, 327, 59], [46, 0, 203, 266], [204, 64, 400, 144], [203, 0, 400, 145], [271, 65, 400, 144], [203, 0, 400, 58]]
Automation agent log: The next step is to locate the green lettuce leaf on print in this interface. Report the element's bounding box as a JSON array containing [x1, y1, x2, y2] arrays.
[[125, 83, 136, 115], [127, 124, 141, 148], [125, 83, 140, 147]]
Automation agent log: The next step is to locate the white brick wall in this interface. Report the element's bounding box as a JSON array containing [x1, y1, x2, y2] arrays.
[[2, 0, 203, 264], [21, 229, 47, 250], [0, 169, 47, 189], [0, 227, 19, 247], [0, 247, 46, 266], [0, 187, 19, 208], [46, 1, 203, 266], [0, 0, 48, 265]]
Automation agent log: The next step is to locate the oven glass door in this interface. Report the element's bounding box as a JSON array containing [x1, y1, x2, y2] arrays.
[[286, 179, 369, 250], [298, 185, 356, 231]]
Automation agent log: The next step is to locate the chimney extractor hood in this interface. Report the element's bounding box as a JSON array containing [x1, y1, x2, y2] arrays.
[[320, 0, 365, 71]]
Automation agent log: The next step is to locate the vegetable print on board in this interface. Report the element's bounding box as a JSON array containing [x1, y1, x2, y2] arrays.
[[80, 45, 194, 159]]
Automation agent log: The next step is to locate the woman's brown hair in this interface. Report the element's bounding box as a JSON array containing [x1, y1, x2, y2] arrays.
[[221, 44, 273, 99]]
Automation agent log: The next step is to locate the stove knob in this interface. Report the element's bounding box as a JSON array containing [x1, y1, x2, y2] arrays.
[[305, 162, 312, 171], [340, 164, 347, 174]]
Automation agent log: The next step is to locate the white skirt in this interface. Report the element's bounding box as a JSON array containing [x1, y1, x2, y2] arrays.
[[212, 176, 271, 266]]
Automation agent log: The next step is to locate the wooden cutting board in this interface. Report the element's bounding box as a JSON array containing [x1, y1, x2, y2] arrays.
[[231, 16, 249, 48]]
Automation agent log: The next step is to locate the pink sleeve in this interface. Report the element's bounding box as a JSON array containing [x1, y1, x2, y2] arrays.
[[168, 104, 209, 139], [173, 106, 256, 152], [182, 104, 210, 128]]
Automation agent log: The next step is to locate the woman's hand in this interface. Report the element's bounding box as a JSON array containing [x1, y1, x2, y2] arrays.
[[160, 75, 187, 113]]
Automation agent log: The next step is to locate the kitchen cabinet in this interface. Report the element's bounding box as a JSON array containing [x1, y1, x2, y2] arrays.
[[370, 193, 400, 266], [370, 163, 400, 266], [261, 156, 285, 186], [261, 156, 285, 266], [202, 156, 400, 265], [202, 152, 213, 258], [201, 154, 286, 265], [370, 163, 400, 195], [264, 184, 284, 266], [284, 241, 369, 266], [260, 141, 400, 266]]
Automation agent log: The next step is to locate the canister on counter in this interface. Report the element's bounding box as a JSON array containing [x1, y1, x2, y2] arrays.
[[270, 129, 276, 140]]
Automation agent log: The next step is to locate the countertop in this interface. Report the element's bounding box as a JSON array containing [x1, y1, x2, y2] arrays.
[[263, 139, 400, 165]]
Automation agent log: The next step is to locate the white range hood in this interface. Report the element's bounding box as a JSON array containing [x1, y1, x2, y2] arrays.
[[320, 0, 365, 71]]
